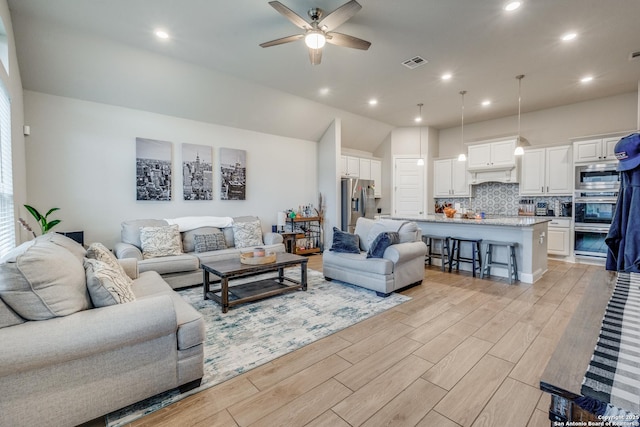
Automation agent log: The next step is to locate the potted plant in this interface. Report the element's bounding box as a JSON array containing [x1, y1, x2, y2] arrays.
[[23, 205, 61, 235]]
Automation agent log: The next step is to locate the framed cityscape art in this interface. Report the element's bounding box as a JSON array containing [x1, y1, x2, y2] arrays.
[[182, 143, 213, 200], [220, 147, 246, 200], [135, 137, 172, 201]]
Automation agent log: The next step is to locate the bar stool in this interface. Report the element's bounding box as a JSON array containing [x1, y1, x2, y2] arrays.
[[481, 240, 518, 284], [422, 235, 450, 272], [449, 237, 483, 277]]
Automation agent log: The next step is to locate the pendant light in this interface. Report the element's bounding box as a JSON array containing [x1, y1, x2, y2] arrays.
[[514, 74, 529, 155], [416, 103, 424, 166], [457, 91, 467, 162]]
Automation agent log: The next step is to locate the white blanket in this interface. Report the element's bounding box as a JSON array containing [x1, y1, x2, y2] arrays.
[[164, 216, 234, 232]]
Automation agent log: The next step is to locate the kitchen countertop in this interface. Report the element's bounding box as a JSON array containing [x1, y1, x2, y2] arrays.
[[390, 214, 552, 227]]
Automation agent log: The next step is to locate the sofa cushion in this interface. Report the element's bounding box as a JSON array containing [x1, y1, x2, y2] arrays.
[[182, 226, 222, 253], [193, 233, 227, 253], [37, 233, 87, 262], [232, 219, 263, 249], [138, 254, 200, 275], [367, 232, 400, 259], [323, 250, 394, 275], [330, 227, 361, 254], [86, 242, 133, 286], [84, 258, 136, 307], [140, 224, 183, 259], [0, 239, 90, 320], [364, 222, 389, 252], [121, 219, 169, 248], [0, 297, 24, 328]]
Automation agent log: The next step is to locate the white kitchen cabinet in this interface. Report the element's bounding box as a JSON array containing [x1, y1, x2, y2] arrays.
[[467, 139, 516, 171], [520, 145, 572, 196], [358, 158, 371, 180], [434, 158, 470, 197], [547, 218, 571, 256], [573, 138, 618, 163], [341, 155, 360, 177], [370, 159, 382, 197]]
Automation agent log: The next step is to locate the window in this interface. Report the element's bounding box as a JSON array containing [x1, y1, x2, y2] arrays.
[[0, 79, 13, 257]]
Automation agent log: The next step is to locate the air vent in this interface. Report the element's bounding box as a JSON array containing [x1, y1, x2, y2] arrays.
[[402, 56, 428, 69], [629, 50, 640, 61]]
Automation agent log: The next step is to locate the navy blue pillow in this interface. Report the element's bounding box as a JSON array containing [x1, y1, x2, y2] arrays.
[[330, 227, 361, 254], [367, 232, 400, 258]]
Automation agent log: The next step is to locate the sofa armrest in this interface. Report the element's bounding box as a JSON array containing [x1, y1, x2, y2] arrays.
[[264, 232, 283, 245], [114, 242, 143, 261], [383, 241, 427, 264], [0, 295, 177, 377], [118, 257, 139, 279]]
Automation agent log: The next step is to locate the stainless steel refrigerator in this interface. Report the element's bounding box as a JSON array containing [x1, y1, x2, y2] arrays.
[[341, 178, 376, 232]]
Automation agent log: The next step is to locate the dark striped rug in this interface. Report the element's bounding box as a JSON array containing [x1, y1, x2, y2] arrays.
[[581, 272, 640, 415]]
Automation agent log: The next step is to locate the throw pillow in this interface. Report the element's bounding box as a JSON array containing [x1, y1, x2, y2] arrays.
[[330, 227, 361, 254], [86, 242, 133, 286], [367, 231, 400, 258], [84, 258, 136, 307], [232, 220, 263, 249], [193, 232, 227, 253], [139, 224, 183, 259]]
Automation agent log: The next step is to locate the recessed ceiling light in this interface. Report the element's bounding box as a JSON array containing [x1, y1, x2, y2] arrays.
[[441, 73, 452, 81], [504, 1, 521, 11], [561, 32, 577, 42], [481, 100, 491, 107], [580, 76, 594, 83], [368, 99, 378, 106], [154, 29, 170, 40], [319, 87, 330, 96]]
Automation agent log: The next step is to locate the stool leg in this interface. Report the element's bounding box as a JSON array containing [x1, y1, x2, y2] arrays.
[[511, 246, 518, 283], [442, 238, 449, 272], [476, 241, 482, 277], [449, 240, 457, 272], [507, 246, 513, 285], [426, 237, 432, 266], [481, 244, 489, 279]]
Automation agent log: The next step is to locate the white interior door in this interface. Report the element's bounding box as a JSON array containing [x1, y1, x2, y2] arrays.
[[393, 157, 425, 217]]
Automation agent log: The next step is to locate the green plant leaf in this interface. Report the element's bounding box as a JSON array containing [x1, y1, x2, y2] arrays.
[[44, 207, 60, 218], [44, 219, 62, 233], [24, 204, 43, 221]]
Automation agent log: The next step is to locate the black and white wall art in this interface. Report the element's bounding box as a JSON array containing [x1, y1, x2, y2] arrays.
[[182, 143, 213, 200], [136, 137, 173, 201], [220, 147, 246, 200]]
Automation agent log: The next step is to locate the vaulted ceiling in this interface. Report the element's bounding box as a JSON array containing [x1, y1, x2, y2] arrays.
[[8, 0, 640, 151]]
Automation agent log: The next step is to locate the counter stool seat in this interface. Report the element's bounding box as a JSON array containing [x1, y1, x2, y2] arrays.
[[422, 235, 450, 272], [449, 237, 482, 277], [481, 240, 518, 284]]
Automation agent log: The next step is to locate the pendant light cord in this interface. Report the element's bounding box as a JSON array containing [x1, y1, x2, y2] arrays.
[[516, 74, 524, 143]]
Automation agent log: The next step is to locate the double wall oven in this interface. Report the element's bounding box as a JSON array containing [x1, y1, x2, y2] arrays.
[[573, 163, 620, 259]]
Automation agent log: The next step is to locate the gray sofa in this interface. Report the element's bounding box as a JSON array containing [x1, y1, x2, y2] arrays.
[[0, 233, 205, 427], [114, 216, 285, 289], [323, 217, 427, 296]]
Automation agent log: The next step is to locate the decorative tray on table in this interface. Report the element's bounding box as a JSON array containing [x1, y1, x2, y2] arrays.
[[240, 252, 277, 265]]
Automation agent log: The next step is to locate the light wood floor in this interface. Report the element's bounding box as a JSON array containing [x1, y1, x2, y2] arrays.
[[129, 255, 596, 427]]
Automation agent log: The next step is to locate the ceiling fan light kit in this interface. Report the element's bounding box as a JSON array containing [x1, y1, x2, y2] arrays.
[[260, 0, 371, 65]]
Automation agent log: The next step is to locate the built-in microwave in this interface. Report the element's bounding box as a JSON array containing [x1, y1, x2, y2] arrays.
[[575, 163, 620, 191]]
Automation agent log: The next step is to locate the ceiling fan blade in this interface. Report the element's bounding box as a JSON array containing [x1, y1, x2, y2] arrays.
[[268, 1, 309, 29], [260, 34, 304, 48], [308, 47, 322, 65], [318, 0, 362, 31], [326, 32, 371, 50]]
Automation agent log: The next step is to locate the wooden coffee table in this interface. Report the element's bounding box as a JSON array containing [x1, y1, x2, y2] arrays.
[[202, 252, 308, 313]]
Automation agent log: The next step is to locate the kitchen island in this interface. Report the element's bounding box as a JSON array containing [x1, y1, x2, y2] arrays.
[[390, 215, 551, 283]]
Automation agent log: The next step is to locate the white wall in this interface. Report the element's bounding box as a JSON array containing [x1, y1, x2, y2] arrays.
[[23, 91, 318, 247], [317, 119, 341, 247], [438, 91, 638, 156]]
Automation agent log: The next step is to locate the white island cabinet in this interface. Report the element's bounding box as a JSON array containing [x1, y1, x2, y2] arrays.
[[391, 215, 550, 284]]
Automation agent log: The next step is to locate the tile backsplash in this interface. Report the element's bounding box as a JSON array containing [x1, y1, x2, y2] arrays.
[[434, 182, 571, 216]]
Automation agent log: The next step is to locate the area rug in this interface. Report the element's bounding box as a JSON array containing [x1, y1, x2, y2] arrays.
[[106, 268, 410, 426]]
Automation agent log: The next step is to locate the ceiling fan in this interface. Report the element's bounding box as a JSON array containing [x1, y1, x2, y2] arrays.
[[259, 0, 371, 65]]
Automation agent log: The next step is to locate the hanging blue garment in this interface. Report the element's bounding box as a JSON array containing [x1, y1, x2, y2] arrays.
[[606, 167, 640, 272]]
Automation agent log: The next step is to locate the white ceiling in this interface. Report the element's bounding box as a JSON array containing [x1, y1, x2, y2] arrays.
[[7, 0, 640, 150]]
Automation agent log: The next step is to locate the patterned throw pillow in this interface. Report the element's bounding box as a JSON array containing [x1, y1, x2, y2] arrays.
[[86, 242, 133, 286], [193, 233, 227, 253], [232, 220, 263, 249], [84, 258, 136, 307], [139, 224, 183, 259]]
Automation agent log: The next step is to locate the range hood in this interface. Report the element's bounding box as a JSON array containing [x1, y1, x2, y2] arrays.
[[469, 167, 518, 185]]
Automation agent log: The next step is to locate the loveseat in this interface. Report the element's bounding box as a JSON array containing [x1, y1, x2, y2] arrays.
[[323, 217, 427, 296], [114, 215, 285, 289], [0, 233, 205, 427]]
